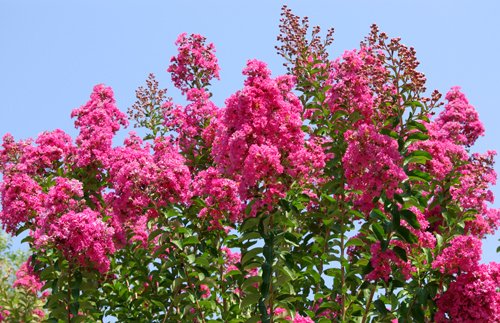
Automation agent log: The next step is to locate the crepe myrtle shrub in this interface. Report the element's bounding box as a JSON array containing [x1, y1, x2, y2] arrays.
[[1, 6, 500, 323]]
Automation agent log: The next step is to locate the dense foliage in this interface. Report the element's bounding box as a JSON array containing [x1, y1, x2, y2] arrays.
[[0, 232, 46, 322], [1, 7, 499, 322]]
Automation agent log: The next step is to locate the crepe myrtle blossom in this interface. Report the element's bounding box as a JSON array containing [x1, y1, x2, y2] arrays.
[[71, 84, 128, 167], [435, 262, 500, 322], [168, 33, 220, 94], [12, 258, 43, 294], [212, 59, 326, 213], [343, 123, 406, 213]]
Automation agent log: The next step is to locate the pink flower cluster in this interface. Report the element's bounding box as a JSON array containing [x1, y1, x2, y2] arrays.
[[327, 48, 395, 125], [34, 208, 115, 273], [287, 136, 327, 183], [343, 124, 406, 212], [71, 84, 128, 167], [13, 258, 43, 294], [402, 207, 436, 249], [0, 172, 43, 234], [433, 86, 484, 147], [199, 284, 211, 299], [162, 88, 218, 158], [151, 138, 192, 204], [32, 308, 45, 319], [0, 133, 23, 169], [45, 177, 84, 215], [167, 33, 220, 94], [435, 262, 500, 322], [106, 134, 191, 242], [21, 129, 74, 175], [432, 235, 481, 275], [410, 88, 500, 238], [256, 308, 312, 323], [411, 87, 483, 181], [269, 308, 314, 323], [105, 134, 157, 222], [221, 247, 240, 274], [0, 129, 80, 234], [0, 306, 9, 321], [19, 175, 116, 273], [366, 241, 414, 282], [327, 49, 376, 122], [294, 315, 314, 323], [193, 167, 242, 230], [311, 296, 340, 320], [213, 59, 324, 211], [0, 85, 130, 274], [410, 125, 468, 182], [451, 151, 500, 237]]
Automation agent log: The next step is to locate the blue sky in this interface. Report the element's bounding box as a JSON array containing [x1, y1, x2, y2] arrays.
[[0, 1, 499, 262]]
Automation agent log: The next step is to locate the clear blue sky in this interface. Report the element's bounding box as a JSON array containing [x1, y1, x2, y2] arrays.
[[1, 1, 499, 262]]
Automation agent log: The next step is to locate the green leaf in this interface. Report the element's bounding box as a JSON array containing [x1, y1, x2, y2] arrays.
[[241, 275, 261, 292], [148, 228, 164, 242], [411, 302, 425, 323], [393, 246, 408, 262], [70, 302, 80, 317], [244, 316, 261, 323], [283, 232, 300, 247], [345, 237, 365, 247], [241, 247, 263, 266], [417, 287, 428, 305], [241, 291, 260, 309], [240, 231, 261, 242], [396, 226, 418, 244], [380, 128, 399, 139], [436, 234, 444, 249], [183, 236, 199, 246], [150, 299, 165, 309], [392, 209, 401, 229], [194, 255, 210, 267], [401, 209, 421, 229], [324, 268, 340, 277], [153, 244, 171, 258], [403, 152, 432, 166], [405, 101, 424, 109], [186, 254, 196, 264], [370, 208, 388, 221], [20, 235, 34, 244], [404, 132, 429, 149], [331, 109, 348, 121], [402, 196, 423, 209], [373, 299, 389, 315], [71, 287, 80, 300], [407, 149, 432, 159], [407, 169, 431, 182], [371, 223, 385, 243], [279, 266, 297, 281]]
